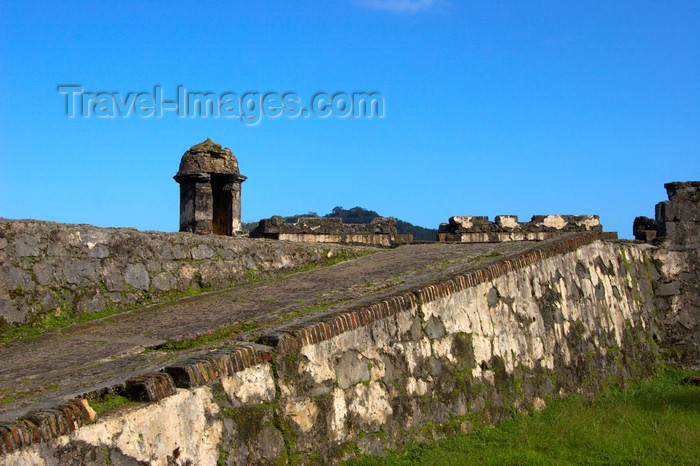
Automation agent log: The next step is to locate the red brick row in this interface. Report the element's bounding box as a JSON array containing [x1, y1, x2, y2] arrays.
[[0, 399, 93, 456], [0, 345, 274, 456], [123, 373, 177, 402], [162, 344, 271, 389]]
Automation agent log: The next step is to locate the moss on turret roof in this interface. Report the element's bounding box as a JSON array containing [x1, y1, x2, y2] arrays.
[[189, 138, 226, 155], [174, 138, 246, 179]]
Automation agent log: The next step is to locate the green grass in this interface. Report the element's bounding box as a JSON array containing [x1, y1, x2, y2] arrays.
[[0, 307, 117, 343], [276, 298, 347, 323], [88, 393, 136, 414], [244, 248, 376, 285], [348, 369, 700, 465], [155, 320, 259, 352], [325, 249, 374, 266], [0, 287, 211, 344]]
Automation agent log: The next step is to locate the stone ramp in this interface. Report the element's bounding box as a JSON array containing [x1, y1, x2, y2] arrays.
[[0, 240, 541, 423]]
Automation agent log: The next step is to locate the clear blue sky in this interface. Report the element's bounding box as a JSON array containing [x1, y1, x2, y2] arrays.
[[1, 0, 698, 238]]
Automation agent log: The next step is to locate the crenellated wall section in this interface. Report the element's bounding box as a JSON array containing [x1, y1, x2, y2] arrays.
[[437, 214, 605, 243]]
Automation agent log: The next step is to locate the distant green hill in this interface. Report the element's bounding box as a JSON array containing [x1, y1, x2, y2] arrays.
[[242, 206, 437, 241], [394, 219, 438, 241], [324, 206, 437, 241]]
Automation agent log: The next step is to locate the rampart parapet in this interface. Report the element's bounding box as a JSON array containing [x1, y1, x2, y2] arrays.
[[250, 216, 408, 247], [437, 214, 603, 242]]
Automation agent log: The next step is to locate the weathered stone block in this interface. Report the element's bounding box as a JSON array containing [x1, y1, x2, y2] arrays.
[[143, 261, 160, 274], [100, 269, 124, 292], [124, 264, 149, 291], [221, 364, 276, 408], [86, 244, 109, 259], [191, 244, 215, 260], [63, 260, 96, 285], [3, 266, 35, 291], [666, 181, 700, 202], [335, 350, 371, 390], [14, 235, 40, 257], [40, 291, 61, 312], [152, 272, 177, 291], [633, 216, 657, 241], [46, 241, 68, 257], [160, 242, 187, 260], [664, 200, 700, 222], [495, 215, 519, 230], [0, 298, 22, 324], [656, 281, 681, 297], [32, 263, 53, 286], [76, 293, 107, 314], [424, 315, 446, 339]]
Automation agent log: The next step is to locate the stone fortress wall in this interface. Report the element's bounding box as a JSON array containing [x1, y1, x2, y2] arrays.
[[0, 219, 373, 331], [2, 233, 662, 463], [1, 178, 697, 463]]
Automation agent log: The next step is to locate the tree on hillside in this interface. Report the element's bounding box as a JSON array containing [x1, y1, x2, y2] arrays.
[[325, 206, 437, 241], [325, 206, 380, 224]]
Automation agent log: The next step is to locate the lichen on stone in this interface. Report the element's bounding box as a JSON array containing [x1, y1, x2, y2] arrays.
[[188, 138, 230, 158]]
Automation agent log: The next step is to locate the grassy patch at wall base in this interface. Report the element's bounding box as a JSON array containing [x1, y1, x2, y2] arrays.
[[348, 368, 700, 465]]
